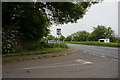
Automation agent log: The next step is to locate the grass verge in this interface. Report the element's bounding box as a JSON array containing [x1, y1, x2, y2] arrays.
[[2, 48, 68, 57], [65, 41, 120, 47], [3, 48, 78, 63]]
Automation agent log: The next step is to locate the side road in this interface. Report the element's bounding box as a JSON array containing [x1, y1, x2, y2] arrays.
[[2, 47, 79, 63]]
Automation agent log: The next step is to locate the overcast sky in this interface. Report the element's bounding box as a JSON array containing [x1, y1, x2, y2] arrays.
[[50, 0, 119, 37]]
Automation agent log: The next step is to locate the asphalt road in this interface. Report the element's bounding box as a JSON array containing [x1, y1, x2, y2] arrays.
[[3, 43, 119, 78]]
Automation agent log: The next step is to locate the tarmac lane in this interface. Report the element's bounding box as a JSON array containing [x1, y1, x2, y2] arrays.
[[2, 43, 118, 78]]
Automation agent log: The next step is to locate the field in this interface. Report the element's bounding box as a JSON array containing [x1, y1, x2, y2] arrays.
[[65, 41, 120, 47]]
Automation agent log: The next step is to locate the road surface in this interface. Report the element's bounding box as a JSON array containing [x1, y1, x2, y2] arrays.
[[3, 44, 119, 78]]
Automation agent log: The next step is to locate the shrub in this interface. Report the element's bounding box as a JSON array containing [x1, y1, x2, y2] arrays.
[[55, 43, 69, 48], [2, 30, 23, 54]]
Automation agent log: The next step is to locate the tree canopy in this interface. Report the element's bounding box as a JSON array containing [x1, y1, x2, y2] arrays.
[[72, 31, 90, 41], [59, 35, 65, 41], [65, 25, 116, 42], [91, 25, 114, 41], [2, 2, 96, 41], [46, 35, 55, 40], [2, 2, 97, 53]]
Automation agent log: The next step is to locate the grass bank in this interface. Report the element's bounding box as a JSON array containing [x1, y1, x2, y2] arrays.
[[65, 41, 120, 47], [3, 43, 69, 57]]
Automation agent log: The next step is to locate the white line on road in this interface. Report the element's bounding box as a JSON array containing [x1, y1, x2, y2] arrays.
[[23, 64, 81, 70], [21, 59, 93, 70], [100, 55, 106, 58], [76, 59, 93, 65]]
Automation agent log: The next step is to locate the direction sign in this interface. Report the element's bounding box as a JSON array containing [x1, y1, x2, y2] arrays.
[[48, 40, 56, 43], [57, 28, 61, 35]]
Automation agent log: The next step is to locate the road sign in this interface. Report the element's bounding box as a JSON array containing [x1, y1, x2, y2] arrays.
[[57, 28, 61, 35], [48, 40, 56, 43]]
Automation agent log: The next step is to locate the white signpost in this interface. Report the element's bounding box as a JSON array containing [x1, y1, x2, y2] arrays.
[[57, 28, 61, 35], [48, 40, 56, 43], [57, 28, 61, 48]]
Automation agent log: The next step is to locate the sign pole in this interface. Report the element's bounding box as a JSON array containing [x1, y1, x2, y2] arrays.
[[57, 28, 61, 48], [58, 35, 60, 48]]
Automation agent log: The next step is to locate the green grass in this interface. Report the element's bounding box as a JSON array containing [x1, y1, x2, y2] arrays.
[[3, 43, 69, 57], [65, 41, 120, 47], [2, 48, 68, 57]]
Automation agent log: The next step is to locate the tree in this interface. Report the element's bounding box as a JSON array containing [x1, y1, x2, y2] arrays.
[[46, 35, 55, 40], [2, 2, 97, 53], [3, 3, 50, 42], [60, 35, 65, 41], [91, 25, 114, 41], [72, 31, 90, 41], [65, 35, 72, 41], [2, 2, 50, 52]]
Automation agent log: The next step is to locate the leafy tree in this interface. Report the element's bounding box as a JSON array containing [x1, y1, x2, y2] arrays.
[[2, 2, 50, 52], [3, 3, 50, 42], [116, 37, 120, 43], [91, 25, 114, 41], [65, 35, 72, 41], [46, 35, 55, 40], [65, 25, 115, 42], [54, 37, 58, 40], [72, 31, 90, 41], [60, 35, 65, 41], [2, 2, 97, 52]]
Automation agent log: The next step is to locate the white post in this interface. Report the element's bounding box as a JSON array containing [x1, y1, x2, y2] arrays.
[[57, 28, 61, 48], [58, 35, 60, 48]]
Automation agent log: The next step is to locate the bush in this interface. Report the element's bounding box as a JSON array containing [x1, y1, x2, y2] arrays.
[[47, 43, 69, 48], [2, 30, 23, 54], [55, 43, 69, 48]]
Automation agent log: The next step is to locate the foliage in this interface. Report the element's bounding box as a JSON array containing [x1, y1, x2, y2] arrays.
[[3, 42, 69, 57], [3, 48, 67, 57], [2, 2, 96, 53], [54, 43, 69, 48], [91, 25, 114, 41], [65, 35, 73, 41], [46, 35, 56, 40], [116, 37, 120, 43], [54, 37, 58, 40], [72, 31, 90, 41], [65, 25, 117, 42], [59, 35, 65, 41], [2, 30, 23, 53]]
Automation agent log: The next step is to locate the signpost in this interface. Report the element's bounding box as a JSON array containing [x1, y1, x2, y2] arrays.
[[57, 28, 61, 48], [48, 40, 56, 43], [48, 40, 56, 47], [57, 28, 61, 35]]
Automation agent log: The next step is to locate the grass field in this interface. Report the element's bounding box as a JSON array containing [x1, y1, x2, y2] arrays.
[[65, 41, 120, 47]]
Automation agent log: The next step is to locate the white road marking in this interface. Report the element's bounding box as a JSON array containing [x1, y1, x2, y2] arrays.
[[100, 56, 105, 58], [83, 62, 93, 65], [76, 59, 93, 65], [21, 59, 93, 70], [23, 64, 81, 70]]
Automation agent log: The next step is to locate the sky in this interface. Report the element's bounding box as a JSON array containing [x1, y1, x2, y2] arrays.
[[50, 0, 119, 37]]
